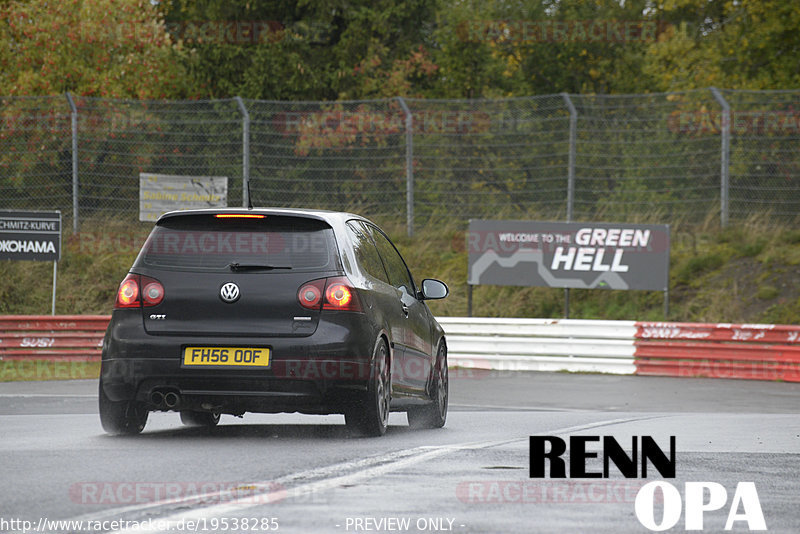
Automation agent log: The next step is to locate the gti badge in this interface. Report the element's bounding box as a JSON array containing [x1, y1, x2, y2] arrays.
[[220, 282, 241, 303]]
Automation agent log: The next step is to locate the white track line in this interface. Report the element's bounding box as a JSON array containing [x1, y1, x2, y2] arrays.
[[451, 402, 595, 412]]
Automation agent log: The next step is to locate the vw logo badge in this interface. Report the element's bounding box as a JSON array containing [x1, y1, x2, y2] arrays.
[[220, 282, 240, 303]]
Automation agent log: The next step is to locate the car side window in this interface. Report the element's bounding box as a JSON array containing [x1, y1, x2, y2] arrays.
[[366, 224, 415, 296], [346, 221, 390, 284]]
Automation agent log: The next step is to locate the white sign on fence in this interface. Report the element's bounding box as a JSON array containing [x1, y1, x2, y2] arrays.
[[139, 173, 228, 222]]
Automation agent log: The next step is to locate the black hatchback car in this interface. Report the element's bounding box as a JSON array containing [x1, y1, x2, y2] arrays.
[[100, 208, 449, 436]]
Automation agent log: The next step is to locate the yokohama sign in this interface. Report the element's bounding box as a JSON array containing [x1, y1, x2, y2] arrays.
[[0, 210, 61, 262]]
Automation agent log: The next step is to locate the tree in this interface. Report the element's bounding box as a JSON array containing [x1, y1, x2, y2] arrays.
[[428, 0, 511, 98], [155, 0, 439, 100], [428, 0, 667, 98], [0, 0, 190, 98], [643, 0, 800, 90]]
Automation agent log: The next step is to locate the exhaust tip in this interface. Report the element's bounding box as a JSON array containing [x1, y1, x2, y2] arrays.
[[149, 390, 165, 408], [163, 391, 180, 409]]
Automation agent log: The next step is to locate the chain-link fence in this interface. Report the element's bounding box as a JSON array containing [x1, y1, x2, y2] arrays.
[[74, 97, 244, 221], [407, 95, 571, 226], [722, 89, 800, 221], [249, 99, 407, 221], [0, 95, 73, 215], [569, 90, 724, 223], [1, 89, 798, 234]]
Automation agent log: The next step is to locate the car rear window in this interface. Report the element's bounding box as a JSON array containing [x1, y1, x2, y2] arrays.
[[136, 214, 337, 271]]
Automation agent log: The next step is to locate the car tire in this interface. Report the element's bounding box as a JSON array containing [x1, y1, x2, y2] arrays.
[[99, 380, 148, 435], [407, 342, 448, 429], [345, 338, 390, 437], [180, 410, 221, 427]]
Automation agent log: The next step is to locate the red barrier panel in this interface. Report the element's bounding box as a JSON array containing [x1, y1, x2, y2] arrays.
[[635, 341, 800, 362], [0, 315, 110, 332], [634, 321, 800, 382], [636, 322, 800, 344], [0, 315, 110, 362]]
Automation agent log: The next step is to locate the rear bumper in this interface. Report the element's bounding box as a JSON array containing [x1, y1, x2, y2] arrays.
[[101, 309, 378, 415]]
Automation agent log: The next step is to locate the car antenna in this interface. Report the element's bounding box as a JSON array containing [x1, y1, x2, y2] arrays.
[[246, 179, 253, 209]]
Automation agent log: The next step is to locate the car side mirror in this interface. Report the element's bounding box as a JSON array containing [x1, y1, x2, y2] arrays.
[[420, 279, 449, 300]]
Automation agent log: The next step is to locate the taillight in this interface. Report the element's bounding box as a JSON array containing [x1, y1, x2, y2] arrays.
[[298, 279, 325, 310], [116, 274, 139, 308], [298, 277, 362, 312], [323, 277, 362, 312], [115, 274, 165, 309], [142, 281, 165, 306]]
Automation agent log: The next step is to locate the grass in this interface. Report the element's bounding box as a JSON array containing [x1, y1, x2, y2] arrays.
[[0, 360, 101, 382]]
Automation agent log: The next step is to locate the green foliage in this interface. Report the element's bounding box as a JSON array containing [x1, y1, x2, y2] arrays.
[[756, 285, 779, 300], [155, 0, 438, 100], [643, 0, 800, 90], [784, 230, 800, 245], [761, 297, 800, 325], [718, 228, 768, 258], [2, 0, 799, 100], [426, 0, 665, 98], [0, 0, 191, 98], [675, 253, 726, 285]]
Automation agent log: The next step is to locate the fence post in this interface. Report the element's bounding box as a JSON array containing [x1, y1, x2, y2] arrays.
[[235, 97, 251, 208], [561, 93, 578, 319], [65, 93, 78, 233], [396, 97, 414, 237], [710, 87, 730, 227], [561, 93, 577, 223]]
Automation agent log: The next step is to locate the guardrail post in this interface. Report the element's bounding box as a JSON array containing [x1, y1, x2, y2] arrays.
[[396, 97, 414, 237], [710, 87, 730, 228], [235, 97, 251, 208], [65, 93, 78, 233]]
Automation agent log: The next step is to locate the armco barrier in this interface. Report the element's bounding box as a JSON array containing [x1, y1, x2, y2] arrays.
[[1, 316, 798, 382], [0, 315, 108, 361], [438, 317, 637, 374]]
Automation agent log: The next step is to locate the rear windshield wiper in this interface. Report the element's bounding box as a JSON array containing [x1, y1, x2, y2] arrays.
[[227, 262, 292, 271]]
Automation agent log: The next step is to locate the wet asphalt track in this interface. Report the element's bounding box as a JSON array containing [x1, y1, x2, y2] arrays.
[[0, 372, 798, 534]]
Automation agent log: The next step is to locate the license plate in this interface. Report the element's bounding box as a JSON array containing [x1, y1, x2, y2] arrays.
[[182, 346, 270, 368]]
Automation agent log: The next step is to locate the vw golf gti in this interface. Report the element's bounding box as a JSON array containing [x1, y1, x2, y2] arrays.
[[99, 208, 449, 437]]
